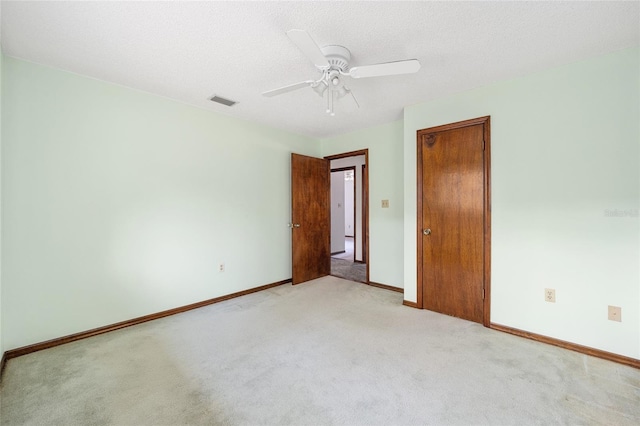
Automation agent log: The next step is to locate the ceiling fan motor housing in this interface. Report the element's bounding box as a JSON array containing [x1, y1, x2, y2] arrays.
[[320, 45, 351, 72]]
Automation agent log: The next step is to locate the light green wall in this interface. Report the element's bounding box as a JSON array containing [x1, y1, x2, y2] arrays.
[[404, 47, 640, 358], [2, 47, 638, 361], [0, 50, 4, 358], [2, 57, 319, 350], [321, 120, 404, 288]]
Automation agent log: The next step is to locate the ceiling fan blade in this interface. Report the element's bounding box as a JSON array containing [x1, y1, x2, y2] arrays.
[[286, 29, 330, 69], [348, 59, 421, 79], [262, 80, 314, 97]]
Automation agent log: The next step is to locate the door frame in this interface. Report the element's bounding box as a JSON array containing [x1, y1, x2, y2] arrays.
[[325, 149, 370, 283], [416, 116, 491, 326]]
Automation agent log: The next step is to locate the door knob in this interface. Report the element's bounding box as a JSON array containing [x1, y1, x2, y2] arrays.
[[423, 228, 431, 235], [293, 223, 301, 228]]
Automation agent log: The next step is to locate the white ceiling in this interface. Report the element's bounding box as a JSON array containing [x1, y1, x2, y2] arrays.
[[1, 1, 638, 139]]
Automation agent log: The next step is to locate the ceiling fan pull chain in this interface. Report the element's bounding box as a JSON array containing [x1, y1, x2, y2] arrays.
[[327, 90, 335, 116]]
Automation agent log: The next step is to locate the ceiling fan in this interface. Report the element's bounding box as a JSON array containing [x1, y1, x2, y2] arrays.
[[263, 29, 421, 116]]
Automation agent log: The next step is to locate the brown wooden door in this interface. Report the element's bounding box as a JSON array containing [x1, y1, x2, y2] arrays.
[[291, 153, 330, 284], [418, 117, 490, 324]]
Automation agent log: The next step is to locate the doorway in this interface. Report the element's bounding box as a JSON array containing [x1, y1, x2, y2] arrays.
[[290, 150, 369, 285], [326, 150, 369, 283], [417, 117, 491, 326], [330, 167, 356, 260], [330, 166, 366, 282]]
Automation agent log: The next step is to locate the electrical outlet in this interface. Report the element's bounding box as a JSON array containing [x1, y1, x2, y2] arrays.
[[382, 199, 390, 208], [608, 305, 621, 322], [219, 263, 225, 273], [544, 288, 556, 303]]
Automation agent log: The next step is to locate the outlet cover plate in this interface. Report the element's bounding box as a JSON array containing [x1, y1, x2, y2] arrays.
[[544, 288, 556, 303]]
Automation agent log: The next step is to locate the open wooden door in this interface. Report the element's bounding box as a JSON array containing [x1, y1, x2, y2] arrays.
[[291, 153, 330, 284]]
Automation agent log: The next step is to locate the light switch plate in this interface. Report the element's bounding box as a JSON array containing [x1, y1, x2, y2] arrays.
[[608, 305, 621, 322], [381, 199, 390, 208]]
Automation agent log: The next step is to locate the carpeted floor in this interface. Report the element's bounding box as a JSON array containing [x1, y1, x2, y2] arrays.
[[1, 276, 639, 425], [331, 236, 366, 282], [330, 257, 366, 282]]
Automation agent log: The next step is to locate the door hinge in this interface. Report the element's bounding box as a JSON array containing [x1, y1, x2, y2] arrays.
[[482, 288, 485, 299], [482, 139, 486, 151]]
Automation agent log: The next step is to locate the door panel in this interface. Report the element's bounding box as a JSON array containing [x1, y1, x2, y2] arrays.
[[291, 153, 330, 284], [420, 122, 485, 323]]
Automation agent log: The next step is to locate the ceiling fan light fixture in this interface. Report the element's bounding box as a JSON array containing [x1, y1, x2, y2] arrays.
[[313, 81, 328, 96]]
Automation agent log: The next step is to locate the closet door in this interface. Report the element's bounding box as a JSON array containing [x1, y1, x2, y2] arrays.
[[418, 117, 490, 324]]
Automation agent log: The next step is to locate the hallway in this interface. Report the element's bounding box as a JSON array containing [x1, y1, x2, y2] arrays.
[[331, 237, 366, 282]]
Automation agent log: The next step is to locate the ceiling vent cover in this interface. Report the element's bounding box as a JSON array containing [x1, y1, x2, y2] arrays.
[[209, 95, 237, 107]]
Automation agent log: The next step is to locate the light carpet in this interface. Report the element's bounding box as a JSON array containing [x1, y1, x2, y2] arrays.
[[1, 276, 639, 425]]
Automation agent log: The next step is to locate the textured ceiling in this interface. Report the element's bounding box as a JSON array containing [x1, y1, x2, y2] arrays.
[[1, 1, 638, 139]]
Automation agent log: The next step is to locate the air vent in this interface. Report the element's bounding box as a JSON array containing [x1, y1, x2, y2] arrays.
[[209, 95, 237, 107]]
